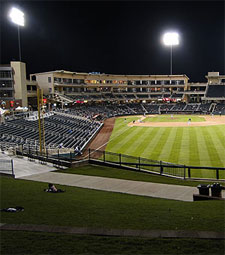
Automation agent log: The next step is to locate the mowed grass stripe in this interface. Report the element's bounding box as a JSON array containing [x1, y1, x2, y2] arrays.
[[107, 126, 136, 151], [167, 128, 183, 164], [188, 127, 200, 166], [179, 127, 190, 166], [213, 126, 225, 150], [157, 127, 179, 163], [108, 127, 145, 153], [129, 127, 153, 156], [206, 126, 225, 167], [145, 128, 173, 161], [139, 128, 161, 159], [201, 127, 223, 167]]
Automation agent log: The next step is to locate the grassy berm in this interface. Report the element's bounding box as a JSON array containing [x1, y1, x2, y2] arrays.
[[1, 175, 225, 254]]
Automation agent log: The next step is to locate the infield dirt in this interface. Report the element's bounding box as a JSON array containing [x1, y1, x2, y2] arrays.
[[128, 115, 225, 127]]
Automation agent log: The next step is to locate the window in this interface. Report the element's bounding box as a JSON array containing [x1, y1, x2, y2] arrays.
[[0, 70, 12, 78], [0, 80, 13, 88], [156, 80, 162, 85], [142, 80, 148, 85], [150, 80, 156, 85], [171, 80, 176, 85], [63, 78, 72, 84], [48, 77, 51, 83], [54, 77, 61, 83], [164, 80, 170, 85]]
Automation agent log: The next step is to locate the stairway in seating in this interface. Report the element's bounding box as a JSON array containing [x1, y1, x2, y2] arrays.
[[210, 103, 216, 113], [141, 104, 148, 113], [55, 93, 73, 103]]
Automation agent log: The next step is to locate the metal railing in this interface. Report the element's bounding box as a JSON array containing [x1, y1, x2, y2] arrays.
[[88, 149, 225, 180], [0, 158, 14, 177], [15, 146, 73, 168]]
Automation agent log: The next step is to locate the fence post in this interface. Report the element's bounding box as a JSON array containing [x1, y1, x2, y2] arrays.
[[58, 149, 59, 160], [216, 169, 219, 180], [188, 167, 191, 178], [88, 148, 91, 160], [160, 161, 163, 175], [119, 154, 121, 166], [183, 166, 186, 180], [103, 151, 105, 162], [139, 157, 141, 170], [11, 159, 15, 178]]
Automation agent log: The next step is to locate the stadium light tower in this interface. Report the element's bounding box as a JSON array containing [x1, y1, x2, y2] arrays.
[[162, 32, 179, 75], [9, 7, 25, 61]]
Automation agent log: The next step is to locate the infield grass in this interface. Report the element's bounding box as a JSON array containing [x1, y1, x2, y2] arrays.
[[143, 115, 205, 122], [106, 116, 225, 179]]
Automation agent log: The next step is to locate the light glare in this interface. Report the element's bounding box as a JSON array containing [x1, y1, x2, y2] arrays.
[[163, 32, 179, 46], [9, 7, 24, 26]]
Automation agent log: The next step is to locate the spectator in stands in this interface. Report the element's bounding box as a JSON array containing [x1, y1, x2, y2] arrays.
[[59, 143, 63, 148], [74, 146, 82, 156]]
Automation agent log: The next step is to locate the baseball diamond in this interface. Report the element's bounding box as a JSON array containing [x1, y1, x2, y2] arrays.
[[105, 115, 225, 179]]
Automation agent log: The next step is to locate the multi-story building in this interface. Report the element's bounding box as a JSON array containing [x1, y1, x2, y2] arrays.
[[0, 61, 38, 109], [30, 69, 225, 104], [30, 70, 190, 103], [1, 61, 224, 108]]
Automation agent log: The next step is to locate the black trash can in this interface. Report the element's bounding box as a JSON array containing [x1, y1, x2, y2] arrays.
[[211, 183, 222, 198], [197, 184, 210, 196]]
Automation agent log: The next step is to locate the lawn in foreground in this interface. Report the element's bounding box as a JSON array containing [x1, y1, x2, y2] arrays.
[[1, 176, 225, 232], [1, 231, 225, 255], [106, 117, 225, 178], [143, 114, 205, 122]]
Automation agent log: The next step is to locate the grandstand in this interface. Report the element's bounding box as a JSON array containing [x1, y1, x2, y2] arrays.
[[0, 112, 102, 151], [1, 62, 225, 155]]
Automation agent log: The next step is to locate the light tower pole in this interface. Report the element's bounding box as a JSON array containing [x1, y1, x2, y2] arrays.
[[162, 32, 179, 75], [9, 7, 25, 61]]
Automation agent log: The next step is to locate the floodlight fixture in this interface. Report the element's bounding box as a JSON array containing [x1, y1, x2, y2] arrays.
[[162, 32, 179, 75], [9, 7, 25, 26], [163, 32, 179, 46], [9, 7, 25, 61]]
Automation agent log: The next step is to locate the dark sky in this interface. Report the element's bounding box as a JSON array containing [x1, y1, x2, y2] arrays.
[[1, 1, 225, 82]]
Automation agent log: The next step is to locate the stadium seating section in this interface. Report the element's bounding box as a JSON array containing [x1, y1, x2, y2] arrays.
[[0, 102, 224, 151]]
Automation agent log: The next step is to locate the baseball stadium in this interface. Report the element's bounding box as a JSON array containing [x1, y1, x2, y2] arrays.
[[1, 1, 225, 253], [1, 62, 225, 254]]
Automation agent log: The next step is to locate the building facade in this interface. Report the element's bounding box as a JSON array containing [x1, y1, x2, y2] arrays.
[[0, 61, 38, 109]]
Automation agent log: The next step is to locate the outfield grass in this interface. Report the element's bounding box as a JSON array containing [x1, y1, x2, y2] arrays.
[[106, 116, 225, 179], [1, 231, 225, 255], [1, 176, 225, 232], [143, 115, 205, 122]]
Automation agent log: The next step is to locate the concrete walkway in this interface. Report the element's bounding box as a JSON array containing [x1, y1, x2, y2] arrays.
[[0, 152, 56, 178], [1, 223, 224, 239], [21, 172, 198, 202]]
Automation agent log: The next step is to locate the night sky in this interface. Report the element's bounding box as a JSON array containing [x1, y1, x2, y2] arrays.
[[1, 1, 224, 82]]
